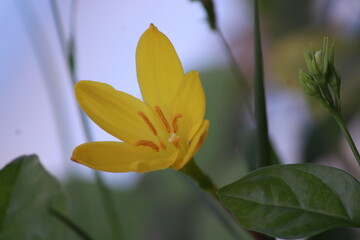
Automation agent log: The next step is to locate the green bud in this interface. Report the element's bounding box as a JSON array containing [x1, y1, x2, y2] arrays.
[[303, 51, 316, 74], [322, 37, 330, 74], [300, 37, 342, 112], [299, 70, 319, 97], [315, 50, 323, 73], [329, 67, 341, 99], [329, 39, 335, 65]]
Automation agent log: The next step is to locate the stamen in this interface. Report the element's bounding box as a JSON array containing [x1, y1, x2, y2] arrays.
[[135, 140, 160, 152], [138, 111, 157, 135], [172, 138, 180, 148], [154, 106, 171, 133], [168, 133, 180, 148], [159, 140, 167, 150], [172, 114, 182, 133]]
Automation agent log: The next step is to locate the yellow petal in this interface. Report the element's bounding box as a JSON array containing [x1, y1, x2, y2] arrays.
[[75, 80, 160, 145], [136, 24, 184, 111], [72, 141, 178, 173], [172, 71, 206, 140], [172, 120, 209, 170]]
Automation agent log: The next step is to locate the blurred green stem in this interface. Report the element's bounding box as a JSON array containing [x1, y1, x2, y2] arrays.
[[181, 175, 255, 240], [332, 112, 360, 167], [180, 159, 218, 200], [253, 1, 275, 238], [254, 0, 271, 168], [216, 29, 254, 117], [49, 1, 124, 239], [50, 208, 93, 240]]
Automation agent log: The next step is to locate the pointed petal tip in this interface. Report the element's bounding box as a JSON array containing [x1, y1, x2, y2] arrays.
[[149, 23, 157, 30]]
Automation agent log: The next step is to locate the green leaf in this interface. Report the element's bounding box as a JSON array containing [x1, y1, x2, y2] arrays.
[[0, 155, 67, 240], [218, 164, 360, 239]]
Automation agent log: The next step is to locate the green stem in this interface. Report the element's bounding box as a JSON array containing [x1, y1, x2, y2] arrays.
[[254, 0, 271, 167], [332, 112, 360, 167], [180, 159, 218, 200], [319, 77, 335, 108], [50, 208, 94, 240], [181, 175, 255, 240]]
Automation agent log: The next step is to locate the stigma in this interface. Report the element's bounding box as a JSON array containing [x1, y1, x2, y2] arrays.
[[168, 133, 180, 148]]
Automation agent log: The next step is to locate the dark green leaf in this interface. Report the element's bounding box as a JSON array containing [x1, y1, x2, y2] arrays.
[[218, 164, 360, 239], [0, 155, 67, 240]]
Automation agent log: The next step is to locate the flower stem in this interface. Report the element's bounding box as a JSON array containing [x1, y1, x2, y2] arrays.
[[254, 0, 271, 168], [180, 174, 255, 240], [332, 112, 360, 167], [180, 159, 219, 200]]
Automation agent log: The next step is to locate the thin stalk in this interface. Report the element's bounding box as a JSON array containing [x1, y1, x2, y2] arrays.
[[49, 1, 124, 239], [332, 112, 360, 167], [254, 0, 271, 168], [216, 28, 254, 118], [180, 159, 218, 200], [50, 208, 94, 240], [49, 0, 67, 58], [49, 0, 93, 142], [179, 169, 255, 240], [209, 3, 281, 166]]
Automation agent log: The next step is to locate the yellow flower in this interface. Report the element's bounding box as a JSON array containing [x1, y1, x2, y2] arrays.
[[71, 24, 209, 173]]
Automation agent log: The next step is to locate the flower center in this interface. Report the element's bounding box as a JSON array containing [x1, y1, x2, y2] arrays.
[[168, 133, 180, 148], [135, 106, 182, 152]]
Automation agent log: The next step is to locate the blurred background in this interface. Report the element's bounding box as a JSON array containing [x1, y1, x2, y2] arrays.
[[1, 0, 360, 239]]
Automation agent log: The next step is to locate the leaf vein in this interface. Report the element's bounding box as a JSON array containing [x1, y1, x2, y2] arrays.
[[222, 194, 352, 222]]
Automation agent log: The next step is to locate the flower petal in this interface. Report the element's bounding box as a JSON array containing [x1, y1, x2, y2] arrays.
[[172, 71, 206, 140], [72, 141, 178, 173], [75, 80, 160, 144], [136, 24, 184, 110], [172, 120, 209, 170]]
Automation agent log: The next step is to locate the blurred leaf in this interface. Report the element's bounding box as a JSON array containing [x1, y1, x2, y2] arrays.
[[218, 164, 360, 239], [0, 155, 67, 240], [190, 0, 217, 30], [65, 168, 252, 240]]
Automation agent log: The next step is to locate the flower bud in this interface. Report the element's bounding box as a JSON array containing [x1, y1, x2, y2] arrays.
[[300, 37, 341, 112], [299, 70, 319, 97]]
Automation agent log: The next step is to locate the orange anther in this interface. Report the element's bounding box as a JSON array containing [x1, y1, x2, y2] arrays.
[[135, 140, 160, 152], [138, 111, 157, 136], [159, 140, 167, 150], [172, 114, 182, 133], [154, 106, 171, 133], [172, 137, 180, 148]]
